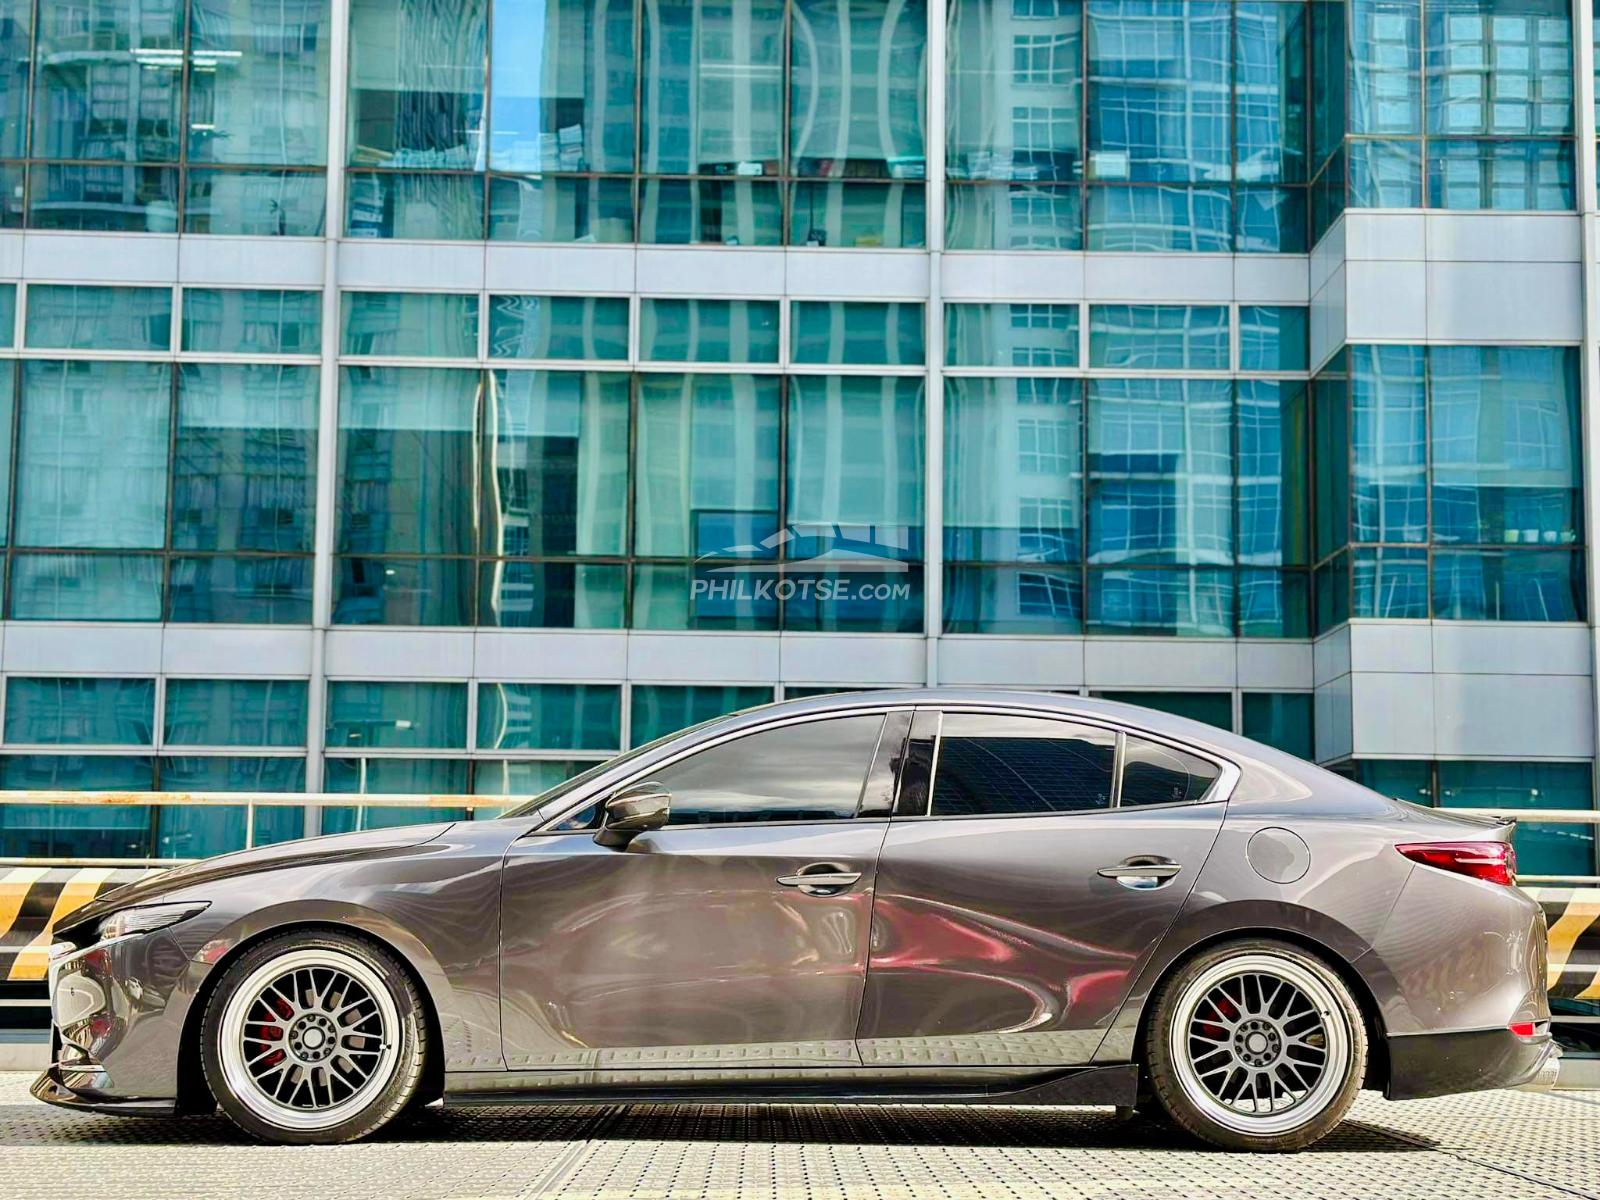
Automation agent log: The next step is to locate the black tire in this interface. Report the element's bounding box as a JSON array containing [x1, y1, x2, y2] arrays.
[[1143, 939, 1367, 1152], [200, 930, 428, 1145]]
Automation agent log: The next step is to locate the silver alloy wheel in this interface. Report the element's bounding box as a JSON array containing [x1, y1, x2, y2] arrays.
[[218, 947, 402, 1132], [1167, 952, 1352, 1137]]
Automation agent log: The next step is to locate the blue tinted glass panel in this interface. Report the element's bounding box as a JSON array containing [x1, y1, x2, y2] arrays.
[[489, 296, 630, 360], [337, 367, 479, 555], [345, 172, 484, 238], [185, 169, 327, 236], [1239, 567, 1311, 636], [476, 684, 621, 751], [1241, 692, 1314, 758], [323, 757, 469, 831], [0, 0, 27, 157], [4, 678, 155, 746], [1313, 369, 1350, 558], [327, 682, 468, 750], [490, 0, 636, 173], [483, 371, 630, 555], [0, 284, 13, 347], [164, 680, 309, 747], [155, 757, 307, 851], [1355, 759, 1432, 804], [1438, 760, 1593, 877], [1427, 139, 1574, 211], [182, 290, 322, 355], [16, 361, 171, 550], [28, 164, 181, 232], [1235, 2, 1307, 182], [348, 0, 484, 167], [1350, 0, 1421, 134], [789, 181, 927, 248], [1087, 185, 1233, 250], [1087, 567, 1235, 635], [477, 560, 627, 627], [638, 179, 783, 245], [629, 684, 774, 745], [8, 554, 165, 621], [1433, 549, 1583, 620], [1089, 305, 1229, 369], [783, 565, 925, 631], [943, 565, 1084, 634], [1352, 545, 1429, 616], [168, 556, 313, 623], [945, 377, 1082, 563], [1239, 306, 1309, 372], [1235, 186, 1308, 251], [342, 292, 479, 358], [1089, 378, 1234, 565], [634, 373, 781, 556], [640, 300, 780, 364], [1425, 0, 1572, 138], [0, 756, 154, 858], [1097, 690, 1233, 728], [334, 556, 475, 625], [1348, 138, 1424, 205], [25, 286, 172, 352], [488, 175, 635, 242], [1238, 381, 1309, 565], [175, 364, 319, 552], [792, 302, 926, 365], [945, 304, 1078, 368], [945, 184, 1083, 250], [0, 361, 11, 544], [1350, 345, 1427, 542], [1087, 0, 1231, 182], [473, 758, 598, 796], [1314, 550, 1351, 632], [631, 561, 779, 630]]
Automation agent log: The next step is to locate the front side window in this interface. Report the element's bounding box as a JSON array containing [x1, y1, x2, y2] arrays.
[[642, 714, 887, 826]]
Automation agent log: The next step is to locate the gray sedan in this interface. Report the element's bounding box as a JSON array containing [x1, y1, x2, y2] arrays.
[[34, 690, 1554, 1151]]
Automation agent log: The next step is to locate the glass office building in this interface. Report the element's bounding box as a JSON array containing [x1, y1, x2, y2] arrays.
[[0, 0, 1595, 880]]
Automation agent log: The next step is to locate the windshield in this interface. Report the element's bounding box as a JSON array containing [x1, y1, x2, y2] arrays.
[[498, 713, 731, 820]]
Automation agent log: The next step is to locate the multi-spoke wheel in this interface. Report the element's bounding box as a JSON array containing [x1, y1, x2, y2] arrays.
[[1144, 940, 1367, 1152], [201, 932, 427, 1144]]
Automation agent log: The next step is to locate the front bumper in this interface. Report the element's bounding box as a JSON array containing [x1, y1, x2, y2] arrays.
[[31, 1062, 176, 1117], [1385, 1026, 1560, 1101]]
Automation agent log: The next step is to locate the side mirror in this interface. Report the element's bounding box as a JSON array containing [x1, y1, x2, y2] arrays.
[[594, 782, 671, 849]]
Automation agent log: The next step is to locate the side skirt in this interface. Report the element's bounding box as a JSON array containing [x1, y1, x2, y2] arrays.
[[442, 1063, 1139, 1109]]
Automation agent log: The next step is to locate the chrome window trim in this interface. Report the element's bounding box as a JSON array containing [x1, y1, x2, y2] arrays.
[[525, 705, 916, 834]]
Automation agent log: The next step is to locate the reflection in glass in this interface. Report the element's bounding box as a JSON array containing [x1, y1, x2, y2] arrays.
[[1427, 139, 1574, 210], [16, 361, 171, 550], [1235, 1, 1306, 182], [25, 286, 172, 353], [1089, 305, 1229, 370], [1350, 345, 1427, 543], [9, 553, 165, 620], [791, 301, 926, 365], [182, 289, 322, 355], [489, 295, 630, 360], [477, 683, 621, 751], [1433, 549, 1581, 621], [641, 300, 779, 363], [187, 0, 333, 166], [342, 292, 480, 358], [323, 757, 469, 830], [1241, 692, 1314, 759], [1438, 760, 1593, 877], [1238, 567, 1310, 636], [787, 375, 925, 543], [945, 377, 1082, 563], [629, 683, 774, 744], [185, 170, 327, 236], [1239, 305, 1309, 372], [642, 0, 783, 174], [789, 180, 926, 247], [1237, 381, 1308, 566], [30, 165, 180, 232], [477, 560, 627, 627], [164, 679, 308, 747], [345, 172, 484, 238], [0, 756, 154, 858], [944, 565, 1083, 634], [1087, 185, 1231, 251], [945, 304, 1078, 368], [337, 367, 479, 555], [482, 371, 629, 558], [1088, 566, 1234, 635], [174, 365, 319, 552], [327, 681, 468, 749], [490, 0, 636, 173], [488, 175, 635, 242], [1425, 0, 1572, 138], [333, 556, 475, 624], [348, 0, 485, 167], [632, 561, 779, 629], [946, 183, 1083, 250], [1350, 0, 1421, 135], [155, 758, 307, 854], [1347, 138, 1423, 206], [639, 179, 783, 244], [1235, 185, 1307, 252], [1351, 545, 1428, 617], [4, 677, 155, 746], [1088, 378, 1233, 565], [168, 556, 313, 623], [0, 0, 29, 157]]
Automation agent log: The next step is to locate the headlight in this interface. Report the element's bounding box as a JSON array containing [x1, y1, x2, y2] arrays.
[[96, 902, 210, 942]]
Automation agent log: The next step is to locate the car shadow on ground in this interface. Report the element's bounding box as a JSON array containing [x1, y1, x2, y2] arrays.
[[0, 1099, 1437, 1153]]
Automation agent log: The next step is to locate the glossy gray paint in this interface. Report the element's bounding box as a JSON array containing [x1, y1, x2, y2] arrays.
[[35, 689, 1553, 1114]]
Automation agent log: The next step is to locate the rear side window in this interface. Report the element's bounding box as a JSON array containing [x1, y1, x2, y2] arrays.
[[930, 714, 1117, 816], [1120, 736, 1220, 807]]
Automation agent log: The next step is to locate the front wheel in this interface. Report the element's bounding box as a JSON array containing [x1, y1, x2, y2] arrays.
[[201, 930, 427, 1144], [1144, 939, 1367, 1152]]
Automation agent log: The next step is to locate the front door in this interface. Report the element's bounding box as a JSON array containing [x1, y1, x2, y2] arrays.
[[499, 711, 901, 1079], [857, 708, 1229, 1069]]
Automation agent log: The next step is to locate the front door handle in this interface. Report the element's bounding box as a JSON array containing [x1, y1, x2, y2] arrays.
[[1097, 857, 1182, 890], [777, 863, 862, 896]]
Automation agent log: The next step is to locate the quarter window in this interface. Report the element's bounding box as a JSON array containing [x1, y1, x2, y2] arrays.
[[1120, 736, 1221, 807], [929, 714, 1117, 816], [643, 714, 887, 826]]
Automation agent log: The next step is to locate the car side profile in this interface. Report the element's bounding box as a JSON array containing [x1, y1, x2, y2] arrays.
[[34, 690, 1554, 1152]]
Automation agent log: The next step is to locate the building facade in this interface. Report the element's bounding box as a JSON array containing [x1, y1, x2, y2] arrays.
[[0, 0, 1593, 886]]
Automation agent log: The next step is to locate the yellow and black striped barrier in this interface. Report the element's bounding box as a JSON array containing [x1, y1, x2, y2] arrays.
[[0, 866, 160, 982], [1529, 886, 1600, 1003]]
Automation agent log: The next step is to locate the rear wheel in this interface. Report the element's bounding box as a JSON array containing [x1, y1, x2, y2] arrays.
[[201, 931, 426, 1144], [1144, 939, 1367, 1152]]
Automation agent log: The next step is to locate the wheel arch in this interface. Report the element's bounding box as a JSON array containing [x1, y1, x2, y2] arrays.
[[1129, 926, 1390, 1095], [176, 920, 445, 1114]]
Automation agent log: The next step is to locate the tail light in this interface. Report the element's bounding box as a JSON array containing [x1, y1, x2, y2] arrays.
[[1509, 1022, 1538, 1038], [1396, 840, 1516, 886]]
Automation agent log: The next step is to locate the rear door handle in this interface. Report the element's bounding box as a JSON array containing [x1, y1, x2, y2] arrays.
[[777, 863, 863, 896], [1097, 857, 1182, 890]]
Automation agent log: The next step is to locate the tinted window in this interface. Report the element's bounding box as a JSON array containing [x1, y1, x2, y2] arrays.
[[644, 715, 886, 826], [1120, 737, 1221, 807], [930, 714, 1117, 816]]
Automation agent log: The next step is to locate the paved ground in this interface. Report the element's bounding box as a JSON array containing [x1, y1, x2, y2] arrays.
[[0, 1074, 1596, 1200]]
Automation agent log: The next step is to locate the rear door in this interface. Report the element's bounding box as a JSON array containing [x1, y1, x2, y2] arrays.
[[857, 707, 1231, 1070]]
